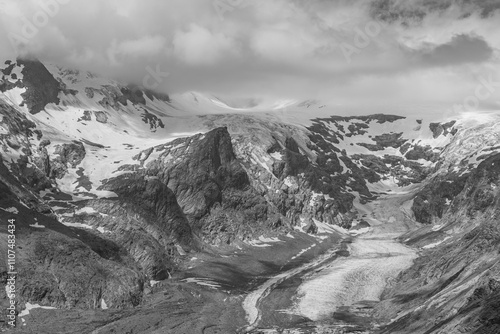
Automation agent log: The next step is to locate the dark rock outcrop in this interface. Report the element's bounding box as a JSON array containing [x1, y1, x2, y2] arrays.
[[351, 152, 433, 187], [272, 137, 310, 178], [0, 100, 53, 191], [405, 144, 440, 162], [0, 161, 145, 312], [377, 153, 500, 334], [303, 217, 318, 234], [141, 110, 165, 130], [357, 132, 407, 151], [94, 111, 108, 123], [50, 141, 86, 179], [17, 58, 62, 114], [411, 172, 469, 224], [84, 84, 170, 111], [93, 175, 194, 278], [429, 120, 457, 139], [129, 127, 279, 245], [144, 88, 170, 102], [307, 114, 406, 146], [120, 86, 147, 105], [0, 97, 193, 286]]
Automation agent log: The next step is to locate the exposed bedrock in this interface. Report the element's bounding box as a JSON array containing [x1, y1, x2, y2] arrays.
[[378, 153, 500, 334]]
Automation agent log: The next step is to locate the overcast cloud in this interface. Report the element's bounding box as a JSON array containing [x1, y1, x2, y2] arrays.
[[0, 0, 499, 114]]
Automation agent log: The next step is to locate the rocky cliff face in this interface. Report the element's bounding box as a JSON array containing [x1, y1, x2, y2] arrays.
[[0, 146, 145, 311], [0, 77, 187, 315], [1, 58, 499, 334], [305, 114, 452, 190], [410, 117, 500, 225], [99, 127, 283, 247], [199, 113, 362, 230], [376, 117, 500, 334]]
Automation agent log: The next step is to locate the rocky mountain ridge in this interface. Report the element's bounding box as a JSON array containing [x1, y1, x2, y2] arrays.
[[375, 114, 500, 334], [0, 58, 498, 333]]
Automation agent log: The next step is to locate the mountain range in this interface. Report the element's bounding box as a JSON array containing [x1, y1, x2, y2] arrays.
[[0, 58, 499, 334]]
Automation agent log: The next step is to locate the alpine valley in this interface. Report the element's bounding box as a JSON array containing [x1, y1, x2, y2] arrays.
[[1, 58, 499, 334]]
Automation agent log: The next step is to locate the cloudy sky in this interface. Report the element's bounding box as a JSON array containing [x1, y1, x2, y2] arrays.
[[0, 0, 499, 116]]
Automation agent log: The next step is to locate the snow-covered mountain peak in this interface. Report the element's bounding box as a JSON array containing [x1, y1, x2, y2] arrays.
[[2, 58, 497, 204], [1, 58, 500, 334]]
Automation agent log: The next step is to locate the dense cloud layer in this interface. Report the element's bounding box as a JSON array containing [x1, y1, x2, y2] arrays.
[[0, 0, 499, 114], [417, 34, 494, 66]]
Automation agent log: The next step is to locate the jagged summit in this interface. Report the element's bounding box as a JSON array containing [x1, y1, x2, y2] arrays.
[[1, 58, 491, 214], [1, 58, 171, 114]]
